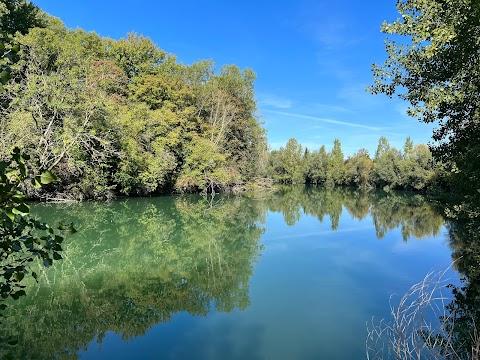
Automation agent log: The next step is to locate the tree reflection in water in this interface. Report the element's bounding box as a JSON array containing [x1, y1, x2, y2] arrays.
[[0, 187, 469, 359]]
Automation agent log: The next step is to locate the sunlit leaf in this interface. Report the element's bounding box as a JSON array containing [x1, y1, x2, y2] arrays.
[[40, 170, 58, 184]]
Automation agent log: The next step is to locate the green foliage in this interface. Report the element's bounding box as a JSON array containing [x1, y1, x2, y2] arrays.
[[370, 0, 480, 216], [0, 0, 44, 41], [0, 148, 74, 304], [344, 149, 373, 189], [304, 145, 328, 185], [373, 136, 403, 190], [0, 0, 44, 93], [326, 138, 345, 187], [105, 32, 166, 79], [0, 12, 266, 198], [267, 137, 437, 192], [267, 138, 304, 184], [176, 136, 238, 194]]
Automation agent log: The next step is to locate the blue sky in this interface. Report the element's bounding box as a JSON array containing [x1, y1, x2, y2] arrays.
[[33, 0, 436, 156]]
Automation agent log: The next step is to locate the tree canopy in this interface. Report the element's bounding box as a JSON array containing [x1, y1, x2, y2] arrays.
[[0, 12, 267, 199], [370, 0, 480, 215], [266, 137, 437, 192]]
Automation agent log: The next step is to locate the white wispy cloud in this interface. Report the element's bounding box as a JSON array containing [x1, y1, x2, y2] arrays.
[[265, 109, 382, 131], [308, 102, 353, 114], [258, 94, 293, 109]]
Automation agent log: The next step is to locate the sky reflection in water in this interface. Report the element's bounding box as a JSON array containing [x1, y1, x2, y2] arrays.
[[4, 187, 458, 360]]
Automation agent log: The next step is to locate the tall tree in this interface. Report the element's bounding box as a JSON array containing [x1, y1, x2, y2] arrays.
[[344, 148, 374, 189], [282, 138, 304, 184], [370, 0, 480, 213], [326, 139, 345, 187], [373, 137, 402, 190]]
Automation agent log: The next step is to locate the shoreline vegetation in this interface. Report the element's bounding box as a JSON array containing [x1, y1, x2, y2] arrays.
[[0, 4, 451, 206], [1, 9, 267, 201], [0, 2, 473, 220]]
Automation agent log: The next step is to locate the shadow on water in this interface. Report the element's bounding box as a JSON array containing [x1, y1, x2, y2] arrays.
[[0, 187, 476, 359]]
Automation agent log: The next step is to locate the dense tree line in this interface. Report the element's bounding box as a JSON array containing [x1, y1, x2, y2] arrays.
[[266, 137, 438, 192], [0, 0, 476, 204], [0, 3, 267, 200]]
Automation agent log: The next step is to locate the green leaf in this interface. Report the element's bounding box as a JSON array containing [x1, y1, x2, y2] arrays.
[[11, 193, 27, 203], [40, 170, 57, 184], [65, 225, 77, 235], [0, 70, 11, 83], [5, 210, 14, 221], [12, 203, 29, 216], [11, 244, 21, 251], [32, 176, 42, 188]]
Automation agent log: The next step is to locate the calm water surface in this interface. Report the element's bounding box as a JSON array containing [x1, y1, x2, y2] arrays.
[[5, 187, 459, 359]]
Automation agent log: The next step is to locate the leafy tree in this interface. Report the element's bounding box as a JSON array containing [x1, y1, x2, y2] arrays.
[[105, 32, 166, 79], [282, 138, 304, 184], [373, 137, 402, 190], [0, 12, 267, 199], [0, 0, 44, 40], [113, 103, 178, 195], [129, 66, 195, 111], [304, 146, 328, 185], [267, 139, 304, 184], [0, 3, 74, 311], [344, 148, 374, 189], [2, 24, 119, 199], [326, 138, 345, 187], [370, 0, 480, 214], [175, 136, 238, 194], [266, 149, 285, 183], [0, 0, 44, 96], [410, 144, 435, 190]]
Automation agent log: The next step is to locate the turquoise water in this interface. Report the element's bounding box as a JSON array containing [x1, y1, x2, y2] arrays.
[[4, 187, 458, 359]]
